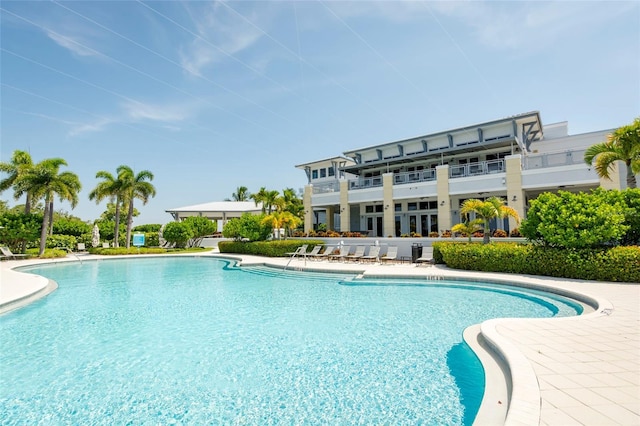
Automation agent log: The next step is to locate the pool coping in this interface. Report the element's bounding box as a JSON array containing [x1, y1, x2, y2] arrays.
[[1, 253, 638, 425]]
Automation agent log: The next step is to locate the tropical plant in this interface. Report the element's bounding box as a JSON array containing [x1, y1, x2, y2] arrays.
[[230, 186, 251, 201], [223, 213, 271, 241], [251, 187, 283, 214], [520, 190, 629, 248], [281, 187, 304, 218], [162, 221, 193, 248], [89, 171, 126, 247], [20, 158, 81, 256], [52, 217, 91, 237], [181, 216, 216, 247], [0, 150, 35, 214], [584, 117, 640, 188], [0, 212, 42, 253], [451, 218, 484, 242], [459, 197, 520, 244], [117, 166, 156, 249]]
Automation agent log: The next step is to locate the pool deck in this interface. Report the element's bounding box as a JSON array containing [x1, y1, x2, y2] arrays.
[[1, 252, 638, 425]]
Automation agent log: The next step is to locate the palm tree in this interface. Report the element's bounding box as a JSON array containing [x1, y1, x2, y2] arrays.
[[21, 158, 81, 256], [451, 218, 484, 242], [584, 117, 640, 189], [261, 211, 301, 239], [89, 170, 125, 247], [281, 187, 304, 218], [459, 197, 520, 244], [231, 186, 250, 201], [0, 150, 35, 213], [118, 165, 156, 249], [251, 187, 283, 214]]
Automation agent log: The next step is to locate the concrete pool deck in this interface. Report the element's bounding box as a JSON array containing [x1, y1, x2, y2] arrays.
[[1, 252, 638, 425]]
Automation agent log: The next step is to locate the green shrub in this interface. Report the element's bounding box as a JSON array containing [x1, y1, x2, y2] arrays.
[[222, 213, 271, 242], [133, 224, 162, 232], [144, 232, 159, 247], [436, 242, 640, 282], [521, 190, 630, 248], [88, 247, 169, 255], [162, 222, 193, 248], [25, 248, 66, 258], [219, 240, 324, 257], [182, 216, 216, 247], [45, 234, 77, 250], [52, 217, 91, 237], [0, 212, 42, 253]]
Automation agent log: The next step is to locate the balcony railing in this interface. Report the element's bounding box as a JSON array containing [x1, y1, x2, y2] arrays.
[[312, 181, 340, 194], [449, 159, 505, 179], [523, 149, 587, 170], [394, 169, 437, 185], [348, 176, 383, 190]]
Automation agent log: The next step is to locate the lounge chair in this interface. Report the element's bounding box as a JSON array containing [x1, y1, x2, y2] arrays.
[[0, 246, 29, 260], [329, 245, 351, 262], [416, 247, 434, 266], [312, 245, 335, 261], [285, 244, 308, 258], [360, 246, 381, 263], [380, 246, 398, 263], [102, 242, 110, 248], [345, 245, 366, 262], [76, 243, 87, 253], [305, 245, 323, 259]]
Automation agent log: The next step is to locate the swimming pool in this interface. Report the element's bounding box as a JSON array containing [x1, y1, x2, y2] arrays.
[[0, 257, 581, 425]]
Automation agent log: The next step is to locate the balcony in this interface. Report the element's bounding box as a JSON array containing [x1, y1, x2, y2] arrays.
[[312, 181, 340, 194], [449, 159, 505, 179], [394, 169, 436, 185], [523, 149, 586, 170], [348, 176, 383, 190]]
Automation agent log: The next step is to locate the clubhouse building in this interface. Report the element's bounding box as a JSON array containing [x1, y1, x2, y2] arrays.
[[296, 111, 627, 237]]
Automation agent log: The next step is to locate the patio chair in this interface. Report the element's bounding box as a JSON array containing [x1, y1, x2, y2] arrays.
[[305, 245, 323, 259], [76, 243, 88, 253], [102, 242, 110, 248], [0, 246, 29, 260], [312, 245, 335, 261], [415, 247, 434, 266], [380, 246, 398, 263], [285, 244, 308, 258], [345, 245, 366, 262], [360, 246, 381, 263], [328, 245, 351, 262]]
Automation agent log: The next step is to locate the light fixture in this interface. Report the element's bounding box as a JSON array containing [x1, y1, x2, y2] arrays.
[[384, 204, 389, 210], [440, 201, 446, 206], [340, 207, 345, 212], [512, 195, 517, 202]]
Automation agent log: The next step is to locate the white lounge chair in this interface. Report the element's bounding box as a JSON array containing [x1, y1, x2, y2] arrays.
[[0, 246, 28, 260], [76, 243, 87, 253], [415, 247, 434, 266], [102, 242, 110, 248], [286, 244, 308, 258], [312, 245, 336, 261], [380, 246, 398, 263], [360, 246, 381, 263], [329, 245, 351, 262], [305, 245, 323, 259], [345, 245, 366, 262]]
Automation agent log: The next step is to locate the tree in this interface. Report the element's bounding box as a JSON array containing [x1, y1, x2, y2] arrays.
[[162, 221, 193, 248], [21, 158, 81, 256], [584, 117, 640, 189], [222, 213, 271, 241], [231, 186, 250, 201], [451, 218, 484, 242], [251, 187, 283, 214], [181, 216, 216, 247], [0, 150, 35, 214], [281, 187, 304, 218], [89, 170, 127, 248], [0, 212, 42, 253], [459, 197, 520, 244], [118, 166, 156, 249]]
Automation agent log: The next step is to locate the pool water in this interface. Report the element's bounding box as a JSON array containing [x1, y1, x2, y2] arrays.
[[0, 257, 581, 425]]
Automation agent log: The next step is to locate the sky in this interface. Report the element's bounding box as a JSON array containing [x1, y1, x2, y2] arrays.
[[1, 1, 639, 226]]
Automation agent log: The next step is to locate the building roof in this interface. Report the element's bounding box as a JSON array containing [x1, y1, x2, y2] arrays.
[[165, 201, 263, 220]]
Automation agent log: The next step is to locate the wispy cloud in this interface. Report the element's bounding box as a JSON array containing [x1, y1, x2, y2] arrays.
[[178, 2, 265, 77], [46, 30, 99, 57], [121, 100, 193, 123], [68, 118, 113, 137]]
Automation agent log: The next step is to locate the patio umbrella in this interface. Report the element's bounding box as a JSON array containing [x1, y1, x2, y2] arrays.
[[92, 224, 100, 248]]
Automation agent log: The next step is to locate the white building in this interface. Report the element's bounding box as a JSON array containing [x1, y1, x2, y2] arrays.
[[296, 111, 627, 237]]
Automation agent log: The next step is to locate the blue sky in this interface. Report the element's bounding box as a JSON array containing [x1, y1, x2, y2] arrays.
[[1, 1, 639, 225]]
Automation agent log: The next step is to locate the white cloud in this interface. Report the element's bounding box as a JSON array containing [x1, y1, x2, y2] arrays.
[[46, 30, 99, 57], [178, 2, 265, 77], [68, 118, 113, 137], [121, 100, 192, 123]]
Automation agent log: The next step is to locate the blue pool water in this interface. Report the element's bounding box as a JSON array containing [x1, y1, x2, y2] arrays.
[[0, 257, 581, 425]]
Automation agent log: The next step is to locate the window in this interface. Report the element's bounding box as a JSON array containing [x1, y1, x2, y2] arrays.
[[328, 167, 335, 177], [320, 168, 327, 178], [312, 169, 318, 179], [408, 202, 417, 211], [365, 206, 374, 213], [394, 203, 401, 212], [376, 205, 384, 213]]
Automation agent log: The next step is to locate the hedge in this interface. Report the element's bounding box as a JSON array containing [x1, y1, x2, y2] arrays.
[[432, 242, 639, 283], [218, 240, 325, 257]]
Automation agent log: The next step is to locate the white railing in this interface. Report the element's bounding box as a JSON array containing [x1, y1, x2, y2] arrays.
[[348, 176, 383, 189], [393, 169, 437, 185], [449, 159, 505, 179], [312, 181, 340, 194], [523, 149, 587, 170]]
